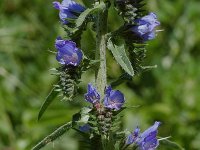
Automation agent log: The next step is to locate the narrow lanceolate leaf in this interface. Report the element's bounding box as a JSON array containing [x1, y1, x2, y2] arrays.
[[38, 87, 59, 120], [32, 122, 72, 150], [76, 2, 106, 28], [159, 138, 184, 150], [107, 39, 134, 76]]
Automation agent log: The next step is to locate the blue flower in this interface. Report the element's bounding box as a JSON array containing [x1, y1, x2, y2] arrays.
[[79, 124, 91, 132], [126, 121, 161, 150], [131, 13, 160, 41], [53, 0, 85, 24], [138, 121, 161, 150], [103, 86, 125, 111], [84, 83, 100, 104], [126, 127, 140, 145], [55, 37, 83, 66]]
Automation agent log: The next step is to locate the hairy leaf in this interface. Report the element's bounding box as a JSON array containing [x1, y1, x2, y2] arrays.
[[38, 87, 59, 120], [76, 2, 106, 28], [32, 122, 72, 150], [107, 38, 134, 76]]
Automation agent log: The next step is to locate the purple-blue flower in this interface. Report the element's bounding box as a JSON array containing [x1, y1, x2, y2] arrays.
[[131, 12, 160, 41], [138, 121, 161, 150], [126, 121, 161, 150], [53, 0, 85, 24], [84, 83, 100, 104], [103, 86, 125, 111], [79, 124, 91, 132], [55, 37, 83, 66], [126, 127, 140, 145]]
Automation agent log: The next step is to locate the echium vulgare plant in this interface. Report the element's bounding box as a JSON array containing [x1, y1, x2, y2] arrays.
[[32, 0, 183, 150]]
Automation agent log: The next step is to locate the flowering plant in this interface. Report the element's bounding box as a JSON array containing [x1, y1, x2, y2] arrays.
[[32, 0, 183, 150]]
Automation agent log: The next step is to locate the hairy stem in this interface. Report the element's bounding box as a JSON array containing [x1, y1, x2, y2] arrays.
[[95, 1, 109, 150], [32, 122, 72, 150], [95, 2, 108, 97]]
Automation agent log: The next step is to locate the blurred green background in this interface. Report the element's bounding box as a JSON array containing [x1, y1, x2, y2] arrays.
[[0, 0, 200, 149]]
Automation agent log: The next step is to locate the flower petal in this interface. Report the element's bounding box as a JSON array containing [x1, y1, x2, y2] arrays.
[[137, 121, 161, 150], [103, 86, 125, 110], [84, 83, 100, 104], [53, 0, 85, 24], [140, 121, 161, 139], [55, 37, 83, 66], [53, 1, 61, 9], [131, 12, 160, 41], [79, 124, 91, 132], [126, 127, 140, 145]]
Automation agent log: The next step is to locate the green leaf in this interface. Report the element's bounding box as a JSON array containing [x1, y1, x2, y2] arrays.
[[32, 122, 72, 150], [76, 2, 106, 28], [38, 87, 59, 120], [159, 138, 184, 150], [72, 107, 92, 126], [80, 107, 92, 114], [107, 38, 134, 76]]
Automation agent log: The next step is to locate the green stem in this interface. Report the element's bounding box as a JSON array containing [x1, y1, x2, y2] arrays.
[[32, 122, 72, 150], [95, 2, 108, 97]]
